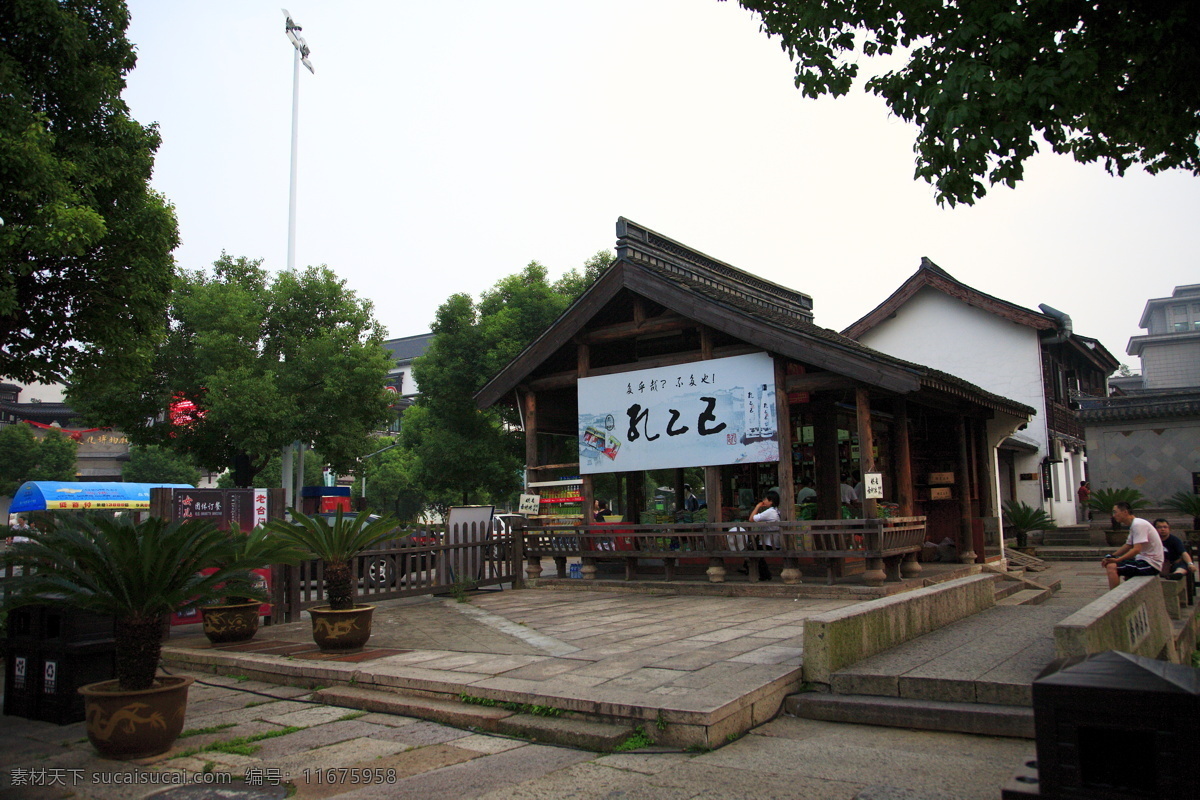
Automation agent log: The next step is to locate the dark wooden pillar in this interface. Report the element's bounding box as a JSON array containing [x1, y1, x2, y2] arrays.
[[705, 465, 723, 522], [813, 397, 840, 520], [523, 390, 537, 472], [855, 387, 876, 521], [775, 358, 795, 522], [894, 399, 914, 516], [957, 417, 978, 563]]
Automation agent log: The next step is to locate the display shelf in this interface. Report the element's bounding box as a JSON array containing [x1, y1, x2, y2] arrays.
[[538, 497, 583, 504], [528, 479, 582, 488]]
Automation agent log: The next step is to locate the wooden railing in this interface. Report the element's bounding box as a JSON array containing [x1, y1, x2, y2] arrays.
[[521, 516, 927, 587], [270, 522, 522, 622]]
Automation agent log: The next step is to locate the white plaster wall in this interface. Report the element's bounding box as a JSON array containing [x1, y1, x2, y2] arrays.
[[12, 381, 66, 403], [858, 287, 1053, 516]]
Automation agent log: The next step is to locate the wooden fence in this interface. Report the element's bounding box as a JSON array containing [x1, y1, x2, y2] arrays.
[[520, 516, 927, 586], [269, 520, 522, 622]]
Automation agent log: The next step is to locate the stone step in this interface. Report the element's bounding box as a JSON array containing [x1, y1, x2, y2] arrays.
[[993, 580, 1024, 601], [314, 686, 633, 751], [1041, 533, 1094, 546], [996, 588, 1053, 606], [787, 692, 1034, 739], [1036, 547, 1111, 561]]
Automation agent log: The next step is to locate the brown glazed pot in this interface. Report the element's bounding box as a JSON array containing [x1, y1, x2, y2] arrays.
[[309, 605, 375, 651], [201, 601, 261, 644], [79, 675, 193, 760]]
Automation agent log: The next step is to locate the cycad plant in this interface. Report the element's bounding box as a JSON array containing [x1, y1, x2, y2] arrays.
[[266, 509, 398, 610], [1163, 491, 1200, 533], [217, 523, 308, 604], [1002, 501, 1057, 548], [1087, 487, 1151, 529], [2, 514, 259, 691]]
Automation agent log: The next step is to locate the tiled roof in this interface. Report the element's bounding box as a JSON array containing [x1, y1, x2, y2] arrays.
[[383, 333, 434, 363]]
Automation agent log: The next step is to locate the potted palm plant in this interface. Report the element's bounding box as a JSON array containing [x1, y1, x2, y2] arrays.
[[199, 523, 307, 645], [1163, 491, 1200, 536], [265, 509, 398, 651], [1087, 487, 1151, 546], [1002, 500, 1057, 553], [2, 514, 261, 759]]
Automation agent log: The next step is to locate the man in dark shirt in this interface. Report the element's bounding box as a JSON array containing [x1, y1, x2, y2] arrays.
[[1155, 518, 1196, 577]]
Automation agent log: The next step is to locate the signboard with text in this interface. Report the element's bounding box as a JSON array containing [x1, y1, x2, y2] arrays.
[[577, 352, 779, 475]]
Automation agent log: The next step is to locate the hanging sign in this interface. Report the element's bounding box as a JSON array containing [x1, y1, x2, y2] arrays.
[[518, 494, 541, 515], [577, 352, 779, 475], [864, 472, 884, 500]]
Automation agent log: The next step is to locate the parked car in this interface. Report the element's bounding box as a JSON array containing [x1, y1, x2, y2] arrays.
[[315, 514, 439, 587]]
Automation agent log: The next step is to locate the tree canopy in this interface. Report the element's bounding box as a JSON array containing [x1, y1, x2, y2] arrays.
[[68, 255, 393, 485], [401, 255, 612, 508], [733, 1, 1200, 205], [121, 445, 202, 487], [0, 424, 78, 495], [1, 0, 179, 382]]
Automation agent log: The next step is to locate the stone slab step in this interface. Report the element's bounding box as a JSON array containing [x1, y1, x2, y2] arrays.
[[787, 692, 1034, 739], [314, 686, 633, 751], [996, 588, 1053, 606], [994, 580, 1024, 601]]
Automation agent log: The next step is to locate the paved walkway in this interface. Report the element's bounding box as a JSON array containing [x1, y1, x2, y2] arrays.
[[1, 561, 1115, 799], [3, 671, 1034, 800]]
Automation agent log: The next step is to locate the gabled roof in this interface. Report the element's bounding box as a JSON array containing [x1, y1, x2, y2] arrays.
[[842, 257, 1057, 340], [475, 219, 1035, 420], [383, 332, 434, 364]]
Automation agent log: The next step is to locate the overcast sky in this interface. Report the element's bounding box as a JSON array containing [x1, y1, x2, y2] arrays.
[[121, 0, 1198, 369]]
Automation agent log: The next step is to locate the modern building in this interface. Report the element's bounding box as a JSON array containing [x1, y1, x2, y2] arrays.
[[1079, 284, 1200, 505], [843, 258, 1119, 527]]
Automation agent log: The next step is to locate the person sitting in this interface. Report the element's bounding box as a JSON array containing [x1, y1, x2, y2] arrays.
[[748, 490, 781, 581], [1101, 502, 1164, 590], [1155, 518, 1196, 578]]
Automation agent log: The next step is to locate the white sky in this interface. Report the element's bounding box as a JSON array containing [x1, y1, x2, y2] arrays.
[[122, 0, 1199, 368]]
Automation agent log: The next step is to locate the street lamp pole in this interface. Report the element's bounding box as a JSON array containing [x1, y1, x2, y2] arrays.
[[281, 9, 314, 509]]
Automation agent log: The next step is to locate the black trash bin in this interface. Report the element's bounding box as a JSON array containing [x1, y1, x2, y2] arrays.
[[3, 604, 116, 725], [1028, 650, 1198, 800]]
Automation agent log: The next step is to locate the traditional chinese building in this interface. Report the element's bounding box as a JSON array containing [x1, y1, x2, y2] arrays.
[[475, 219, 1035, 570]]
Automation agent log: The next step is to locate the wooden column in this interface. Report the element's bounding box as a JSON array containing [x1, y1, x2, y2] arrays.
[[855, 387, 877, 521], [578, 343, 593, 524], [775, 358, 795, 522], [894, 399, 914, 516], [957, 417, 978, 563], [856, 388, 886, 586], [523, 390, 538, 472], [813, 397, 840, 520]]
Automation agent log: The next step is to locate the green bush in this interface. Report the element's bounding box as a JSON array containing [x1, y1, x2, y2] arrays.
[[1002, 501, 1057, 548], [1163, 491, 1200, 531], [1087, 488, 1151, 528]]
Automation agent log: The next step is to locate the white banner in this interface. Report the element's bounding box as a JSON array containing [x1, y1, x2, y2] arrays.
[[578, 352, 779, 474]]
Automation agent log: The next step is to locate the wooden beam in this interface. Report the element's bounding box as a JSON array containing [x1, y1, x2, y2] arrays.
[[700, 326, 714, 360], [579, 314, 692, 344], [784, 373, 860, 393], [813, 397, 840, 520]]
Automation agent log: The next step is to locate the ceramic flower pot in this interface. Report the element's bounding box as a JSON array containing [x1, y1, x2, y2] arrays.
[[200, 601, 262, 644], [308, 604, 375, 651], [79, 675, 193, 760]]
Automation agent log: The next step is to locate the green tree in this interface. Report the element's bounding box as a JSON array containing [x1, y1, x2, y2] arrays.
[[1, 0, 179, 383], [68, 255, 393, 486], [121, 445, 202, 487], [402, 252, 609, 509], [215, 449, 326, 489], [356, 439, 430, 522], [734, 1, 1200, 206], [0, 425, 78, 495]]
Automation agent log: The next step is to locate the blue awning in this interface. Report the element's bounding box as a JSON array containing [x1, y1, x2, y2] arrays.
[[9, 482, 195, 512]]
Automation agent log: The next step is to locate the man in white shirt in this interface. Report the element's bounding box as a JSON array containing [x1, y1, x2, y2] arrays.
[[795, 477, 817, 505], [1101, 502, 1165, 589], [839, 474, 858, 506]]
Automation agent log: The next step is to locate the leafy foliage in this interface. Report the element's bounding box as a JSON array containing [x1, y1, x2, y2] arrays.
[[357, 438, 432, 522], [216, 448, 326, 489], [0, 0, 179, 383], [1087, 487, 1151, 514], [1163, 491, 1200, 530], [68, 255, 393, 485], [1002, 500, 1057, 548], [2, 514, 261, 689], [122, 445, 202, 486], [265, 509, 399, 609], [735, 1, 1200, 206], [0, 425, 78, 495], [403, 255, 611, 509]]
